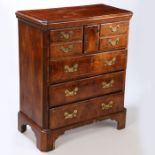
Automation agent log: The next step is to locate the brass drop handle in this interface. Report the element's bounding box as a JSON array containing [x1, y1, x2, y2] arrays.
[[65, 87, 79, 97], [101, 101, 113, 110], [104, 57, 116, 66], [64, 64, 78, 73], [109, 25, 120, 32], [60, 31, 73, 40], [102, 80, 114, 89], [108, 38, 120, 46], [64, 110, 78, 119], [60, 45, 74, 53]]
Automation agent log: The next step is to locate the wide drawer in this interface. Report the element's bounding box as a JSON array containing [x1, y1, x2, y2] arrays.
[[49, 71, 125, 107], [50, 27, 83, 43], [100, 34, 128, 51], [100, 21, 129, 36], [49, 92, 124, 129], [49, 50, 127, 83], [50, 41, 82, 58]]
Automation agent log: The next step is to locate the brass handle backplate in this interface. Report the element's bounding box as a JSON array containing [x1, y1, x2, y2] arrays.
[[60, 45, 74, 53], [60, 31, 73, 40], [109, 25, 120, 32], [102, 80, 114, 89], [108, 38, 120, 46], [64, 64, 78, 73], [64, 110, 78, 119], [104, 57, 116, 66], [101, 101, 113, 110], [65, 87, 79, 97]]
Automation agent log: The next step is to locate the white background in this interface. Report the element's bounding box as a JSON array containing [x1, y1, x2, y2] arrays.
[[0, 0, 154, 155]]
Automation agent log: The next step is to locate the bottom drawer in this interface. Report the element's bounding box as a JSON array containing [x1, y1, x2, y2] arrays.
[[49, 92, 124, 129]]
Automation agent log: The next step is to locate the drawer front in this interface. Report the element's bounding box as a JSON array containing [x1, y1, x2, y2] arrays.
[[49, 71, 125, 107], [50, 27, 83, 43], [50, 41, 82, 58], [84, 25, 99, 53], [49, 92, 124, 129], [49, 50, 127, 83], [100, 35, 128, 51], [100, 22, 129, 36]]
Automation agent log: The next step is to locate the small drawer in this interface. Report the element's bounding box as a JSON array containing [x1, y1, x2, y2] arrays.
[[49, 92, 124, 129], [50, 27, 83, 43], [100, 34, 128, 51], [49, 71, 125, 107], [100, 22, 129, 36], [50, 41, 82, 58], [49, 50, 127, 83]]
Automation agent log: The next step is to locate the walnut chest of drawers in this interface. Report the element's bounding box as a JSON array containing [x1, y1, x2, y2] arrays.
[[16, 4, 133, 151]]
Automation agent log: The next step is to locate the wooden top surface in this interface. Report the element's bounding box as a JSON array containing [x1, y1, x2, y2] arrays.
[[16, 4, 132, 25]]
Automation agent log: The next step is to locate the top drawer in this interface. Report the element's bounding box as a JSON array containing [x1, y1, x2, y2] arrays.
[[50, 27, 83, 43], [100, 22, 129, 36]]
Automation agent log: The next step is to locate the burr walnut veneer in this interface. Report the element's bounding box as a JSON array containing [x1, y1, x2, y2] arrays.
[[16, 4, 132, 151]]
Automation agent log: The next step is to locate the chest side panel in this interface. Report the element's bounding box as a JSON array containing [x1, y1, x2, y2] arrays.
[[19, 21, 46, 128]]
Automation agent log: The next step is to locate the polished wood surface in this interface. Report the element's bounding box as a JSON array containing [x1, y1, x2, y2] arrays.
[[100, 34, 128, 51], [49, 92, 124, 129], [49, 50, 127, 83], [18, 21, 48, 128], [50, 41, 82, 58], [49, 71, 125, 107], [16, 4, 133, 152], [50, 27, 83, 43], [100, 21, 129, 36], [84, 25, 99, 53], [16, 4, 132, 25]]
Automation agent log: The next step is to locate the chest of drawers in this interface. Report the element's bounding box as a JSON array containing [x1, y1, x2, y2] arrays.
[[16, 4, 133, 151]]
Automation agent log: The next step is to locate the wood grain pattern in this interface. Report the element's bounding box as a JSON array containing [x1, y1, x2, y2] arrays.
[[49, 50, 127, 83], [100, 34, 128, 51], [49, 71, 125, 107], [16, 4, 132, 26], [50, 27, 83, 43], [49, 92, 124, 129], [50, 41, 82, 58], [100, 21, 129, 36], [18, 21, 47, 128], [84, 25, 99, 53], [16, 4, 133, 152]]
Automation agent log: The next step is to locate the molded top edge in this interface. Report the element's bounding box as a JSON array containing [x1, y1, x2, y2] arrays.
[[16, 4, 133, 26]]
